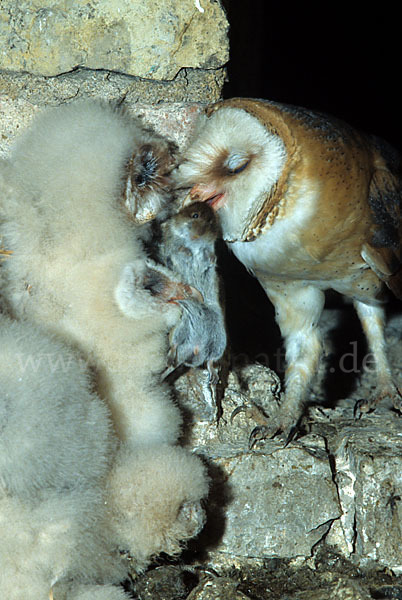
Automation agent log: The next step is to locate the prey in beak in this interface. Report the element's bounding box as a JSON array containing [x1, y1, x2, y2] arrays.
[[182, 183, 226, 211]]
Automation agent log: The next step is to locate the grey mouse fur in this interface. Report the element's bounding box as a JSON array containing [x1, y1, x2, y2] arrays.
[[155, 202, 227, 390]]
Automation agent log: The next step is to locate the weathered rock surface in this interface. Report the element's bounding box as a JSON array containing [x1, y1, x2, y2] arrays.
[[0, 65, 226, 111], [174, 363, 402, 570], [170, 311, 402, 574], [186, 577, 252, 600], [155, 306, 401, 599], [0, 0, 228, 106], [130, 549, 402, 599], [211, 443, 340, 559], [0, 0, 229, 80], [174, 365, 341, 561], [323, 408, 402, 574]]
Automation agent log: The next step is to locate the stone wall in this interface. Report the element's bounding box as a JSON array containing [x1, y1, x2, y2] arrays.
[[1, 0, 228, 79], [0, 0, 228, 155]]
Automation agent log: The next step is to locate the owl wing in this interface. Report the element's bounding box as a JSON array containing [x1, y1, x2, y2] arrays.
[[363, 152, 402, 299]]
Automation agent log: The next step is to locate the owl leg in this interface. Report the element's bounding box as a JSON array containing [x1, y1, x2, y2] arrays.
[[353, 300, 402, 415], [250, 283, 325, 443]]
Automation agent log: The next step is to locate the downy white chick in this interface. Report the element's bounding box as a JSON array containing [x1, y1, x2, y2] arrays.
[[0, 315, 116, 499], [0, 314, 125, 599], [0, 101, 208, 579], [62, 585, 130, 600], [0, 100, 182, 448], [0, 314, 208, 598], [0, 491, 125, 600], [104, 443, 208, 572]]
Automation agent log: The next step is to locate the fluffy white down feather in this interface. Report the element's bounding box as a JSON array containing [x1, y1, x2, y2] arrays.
[[0, 101, 182, 449], [65, 585, 130, 600], [0, 313, 208, 598], [0, 101, 209, 596], [0, 315, 126, 597]]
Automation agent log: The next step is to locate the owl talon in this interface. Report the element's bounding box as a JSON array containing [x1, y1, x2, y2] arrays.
[[230, 404, 246, 423], [230, 401, 297, 446], [284, 425, 299, 446], [248, 420, 298, 448], [230, 402, 270, 427], [354, 386, 402, 418], [249, 425, 270, 449], [353, 398, 373, 418]]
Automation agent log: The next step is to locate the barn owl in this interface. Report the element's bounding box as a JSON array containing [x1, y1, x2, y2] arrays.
[[175, 97, 402, 440], [0, 101, 208, 582]]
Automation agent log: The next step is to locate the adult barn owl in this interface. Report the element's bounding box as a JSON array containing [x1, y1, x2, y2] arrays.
[[176, 97, 402, 439]]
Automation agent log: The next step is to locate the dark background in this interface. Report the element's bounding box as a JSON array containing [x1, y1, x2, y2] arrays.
[[218, 4, 401, 402], [222, 4, 401, 149]]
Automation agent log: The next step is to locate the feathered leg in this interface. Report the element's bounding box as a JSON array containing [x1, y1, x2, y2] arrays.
[[234, 281, 325, 443], [353, 300, 402, 413]]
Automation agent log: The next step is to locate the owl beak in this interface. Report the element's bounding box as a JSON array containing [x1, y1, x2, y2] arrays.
[[182, 184, 225, 211]]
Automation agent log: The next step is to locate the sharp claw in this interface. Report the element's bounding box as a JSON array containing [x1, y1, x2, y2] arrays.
[[284, 425, 298, 446], [353, 398, 370, 418], [354, 386, 402, 418], [249, 425, 269, 450], [230, 405, 247, 424], [231, 398, 298, 448], [248, 420, 299, 449], [230, 402, 270, 427]]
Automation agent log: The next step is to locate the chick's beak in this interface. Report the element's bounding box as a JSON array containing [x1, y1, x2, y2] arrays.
[[182, 183, 225, 211]]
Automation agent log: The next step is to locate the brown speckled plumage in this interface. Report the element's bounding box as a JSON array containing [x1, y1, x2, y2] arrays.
[[212, 98, 401, 296]]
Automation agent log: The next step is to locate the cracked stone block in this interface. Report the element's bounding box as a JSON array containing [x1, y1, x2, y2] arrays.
[[0, 0, 229, 80], [209, 443, 341, 560], [175, 365, 341, 561], [325, 412, 402, 574]]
